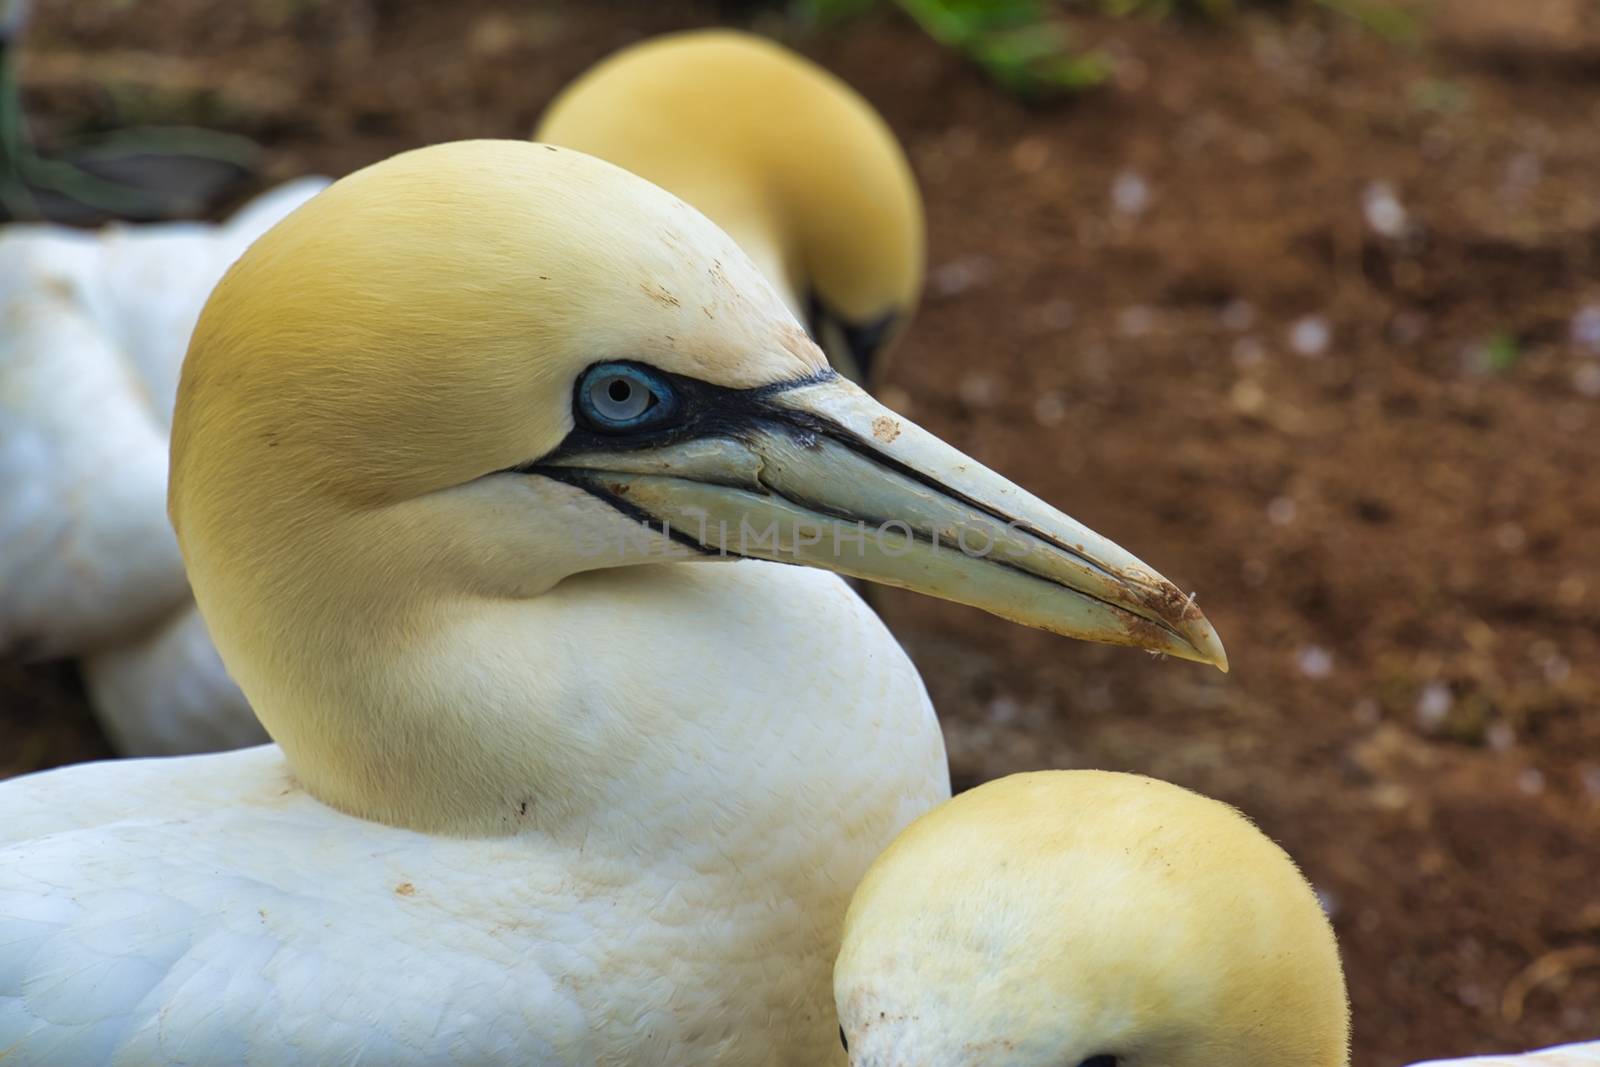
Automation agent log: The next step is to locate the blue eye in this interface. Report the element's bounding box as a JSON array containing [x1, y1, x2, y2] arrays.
[[577, 363, 677, 431]]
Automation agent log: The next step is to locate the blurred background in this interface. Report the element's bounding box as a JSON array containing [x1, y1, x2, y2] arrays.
[[2, 1, 1597, 1063]]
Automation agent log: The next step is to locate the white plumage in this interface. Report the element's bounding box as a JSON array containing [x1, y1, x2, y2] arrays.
[[0, 177, 327, 752], [1, 565, 946, 1065], [1411, 1046, 1600, 1066]]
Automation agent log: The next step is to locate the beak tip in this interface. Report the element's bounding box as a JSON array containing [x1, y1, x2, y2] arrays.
[[1190, 617, 1229, 674]]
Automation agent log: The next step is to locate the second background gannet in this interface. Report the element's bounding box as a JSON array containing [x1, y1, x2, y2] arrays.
[[834, 772, 1600, 1067], [0, 140, 1221, 1064], [835, 771, 1350, 1067]]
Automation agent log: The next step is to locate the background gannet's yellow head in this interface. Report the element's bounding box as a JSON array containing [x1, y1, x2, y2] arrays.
[[537, 30, 923, 386], [835, 772, 1350, 1067], [169, 140, 1222, 827]]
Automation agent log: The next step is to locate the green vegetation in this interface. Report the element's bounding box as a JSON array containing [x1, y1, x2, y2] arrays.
[[796, 0, 1420, 98], [797, 0, 1109, 97], [1482, 332, 1521, 375], [1109, 0, 1417, 41], [1408, 76, 1470, 114], [899, 0, 1111, 97], [0, 17, 256, 220]]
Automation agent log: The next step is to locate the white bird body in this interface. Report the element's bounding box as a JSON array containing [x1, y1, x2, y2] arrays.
[[1411, 1046, 1600, 1066], [0, 177, 327, 751], [1, 564, 948, 1065]]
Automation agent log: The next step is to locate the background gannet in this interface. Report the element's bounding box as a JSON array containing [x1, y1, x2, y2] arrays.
[[3, 29, 919, 758], [835, 770, 1349, 1067], [537, 29, 923, 388], [0, 140, 1222, 1064], [0, 177, 328, 753]]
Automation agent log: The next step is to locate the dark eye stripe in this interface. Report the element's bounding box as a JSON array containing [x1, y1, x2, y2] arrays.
[[531, 361, 835, 464]]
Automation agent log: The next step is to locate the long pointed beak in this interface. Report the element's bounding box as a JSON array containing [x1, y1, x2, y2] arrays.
[[535, 373, 1227, 671]]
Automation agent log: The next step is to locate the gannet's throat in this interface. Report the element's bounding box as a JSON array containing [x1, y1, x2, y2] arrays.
[[524, 366, 1228, 669]]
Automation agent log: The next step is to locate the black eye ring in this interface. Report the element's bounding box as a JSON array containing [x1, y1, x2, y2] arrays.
[[576, 362, 678, 432]]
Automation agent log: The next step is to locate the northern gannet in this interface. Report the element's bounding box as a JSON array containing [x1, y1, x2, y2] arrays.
[[0, 140, 1223, 1064], [537, 30, 922, 387], [0, 177, 329, 753], [835, 771, 1349, 1067]]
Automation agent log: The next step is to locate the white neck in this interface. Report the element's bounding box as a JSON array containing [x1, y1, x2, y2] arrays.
[[186, 469, 949, 1066], [200, 494, 945, 847]]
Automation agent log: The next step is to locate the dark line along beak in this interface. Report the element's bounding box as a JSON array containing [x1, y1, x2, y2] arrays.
[[533, 373, 1227, 670]]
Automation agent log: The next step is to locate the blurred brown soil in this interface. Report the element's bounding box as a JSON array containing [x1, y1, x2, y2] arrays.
[[5, 1, 1599, 1064]]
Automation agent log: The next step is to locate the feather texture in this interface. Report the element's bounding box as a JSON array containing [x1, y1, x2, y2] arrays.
[[0, 178, 328, 750]]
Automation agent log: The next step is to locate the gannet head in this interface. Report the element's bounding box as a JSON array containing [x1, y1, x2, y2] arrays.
[[173, 138, 1222, 671], [536, 30, 922, 385], [834, 772, 1351, 1067]]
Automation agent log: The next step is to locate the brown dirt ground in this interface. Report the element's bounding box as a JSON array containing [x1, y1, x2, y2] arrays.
[[5, 1, 1600, 1063]]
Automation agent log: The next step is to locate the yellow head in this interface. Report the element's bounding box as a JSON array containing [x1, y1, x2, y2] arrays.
[[537, 30, 923, 385], [835, 772, 1350, 1067], [170, 141, 1221, 830]]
